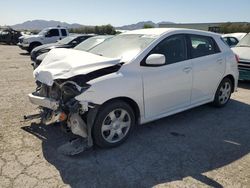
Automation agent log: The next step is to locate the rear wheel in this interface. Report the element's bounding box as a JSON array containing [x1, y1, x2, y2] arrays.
[[92, 100, 135, 148], [213, 78, 232, 107]]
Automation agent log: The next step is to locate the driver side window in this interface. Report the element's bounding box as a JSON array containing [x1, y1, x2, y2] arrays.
[[151, 35, 187, 64], [46, 29, 59, 37]]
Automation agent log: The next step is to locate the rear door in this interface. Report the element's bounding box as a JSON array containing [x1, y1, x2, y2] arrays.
[[141, 34, 193, 119], [60, 29, 68, 39], [188, 34, 225, 105]]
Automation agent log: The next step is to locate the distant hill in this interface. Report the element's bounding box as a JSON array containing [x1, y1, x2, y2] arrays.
[[9, 19, 174, 31], [11, 20, 85, 30], [116, 21, 174, 30]]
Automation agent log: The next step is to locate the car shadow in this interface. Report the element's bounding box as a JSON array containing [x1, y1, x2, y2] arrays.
[[19, 52, 30, 56], [22, 99, 250, 188]]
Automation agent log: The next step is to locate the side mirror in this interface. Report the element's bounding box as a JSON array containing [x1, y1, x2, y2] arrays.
[[145, 54, 166, 66]]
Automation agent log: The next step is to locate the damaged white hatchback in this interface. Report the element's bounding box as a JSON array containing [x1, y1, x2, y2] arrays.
[[28, 28, 239, 154]]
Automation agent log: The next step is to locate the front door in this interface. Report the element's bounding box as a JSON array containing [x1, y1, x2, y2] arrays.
[[44, 29, 61, 44], [141, 34, 193, 119]]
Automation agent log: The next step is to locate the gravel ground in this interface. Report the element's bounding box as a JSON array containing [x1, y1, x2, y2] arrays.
[[0, 44, 249, 188]]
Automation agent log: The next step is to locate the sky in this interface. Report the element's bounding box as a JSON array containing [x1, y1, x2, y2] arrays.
[[1, 0, 250, 26]]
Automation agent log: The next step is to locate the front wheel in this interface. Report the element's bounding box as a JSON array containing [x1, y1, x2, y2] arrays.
[[28, 43, 40, 53], [213, 78, 233, 107], [92, 100, 135, 148]]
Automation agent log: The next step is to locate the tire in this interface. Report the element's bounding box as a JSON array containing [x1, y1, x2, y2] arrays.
[[213, 78, 233, 107], [92, 100, 135, 148], [28, 43, 41, 53]]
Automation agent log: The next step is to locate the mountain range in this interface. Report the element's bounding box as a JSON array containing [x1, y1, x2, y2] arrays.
[[11, 20, 84, 30], [9, 20, 174, 30], [116, 21, 174, 30]]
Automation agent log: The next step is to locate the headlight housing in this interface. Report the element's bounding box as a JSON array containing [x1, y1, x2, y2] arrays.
[[56, 81, 90, 103]]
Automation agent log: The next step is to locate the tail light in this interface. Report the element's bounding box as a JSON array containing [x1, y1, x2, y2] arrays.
[[235, 54, 240, 63]]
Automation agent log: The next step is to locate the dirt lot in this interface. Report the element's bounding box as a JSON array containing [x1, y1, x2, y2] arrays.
[[0, 44, 249, 188]]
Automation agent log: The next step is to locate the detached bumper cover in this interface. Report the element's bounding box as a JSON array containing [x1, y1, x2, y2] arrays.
[[28, 93, 59, 110]]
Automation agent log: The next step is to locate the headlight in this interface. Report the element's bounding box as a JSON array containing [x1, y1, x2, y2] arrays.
[[58, 81, 90, 102], [61, 82, 81, 97]]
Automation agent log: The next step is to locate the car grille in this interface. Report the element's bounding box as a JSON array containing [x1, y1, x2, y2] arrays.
[[238, 61, 250, 71], [19, 38, 23, 43]]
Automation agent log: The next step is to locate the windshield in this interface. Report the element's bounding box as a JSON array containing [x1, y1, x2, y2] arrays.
[[57, 36, 76, 44], [74, 36, 112, 51], [38, 28, 49, 36], [237, 33, 250, 47], [89, 34, 157, 61]]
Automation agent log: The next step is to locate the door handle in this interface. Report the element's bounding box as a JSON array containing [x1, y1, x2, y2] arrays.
[[183, 67, 192, 73]]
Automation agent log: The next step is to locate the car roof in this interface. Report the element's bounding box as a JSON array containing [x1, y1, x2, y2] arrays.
[[69, 33, 96, 37], [90, 35, 114, 39], [46, 27, 67, 30], [121, 28, 221, 37]]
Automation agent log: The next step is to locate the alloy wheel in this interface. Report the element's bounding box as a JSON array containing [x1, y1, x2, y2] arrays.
[[101, 108, 131, 143]]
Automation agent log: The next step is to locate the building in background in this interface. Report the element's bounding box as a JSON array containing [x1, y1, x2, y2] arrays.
[[159, 22, 247, 33]]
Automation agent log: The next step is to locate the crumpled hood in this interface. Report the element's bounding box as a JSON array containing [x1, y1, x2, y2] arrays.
[[34, 48, 121, 86], [232, 47, 250, 62]]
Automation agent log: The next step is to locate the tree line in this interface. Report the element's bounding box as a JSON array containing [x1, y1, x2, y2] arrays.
[[69, 24, 117, 35], [219, 23, 250, 33]]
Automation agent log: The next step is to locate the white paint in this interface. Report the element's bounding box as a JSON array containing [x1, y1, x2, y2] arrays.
[[33, 28, 239, 125]]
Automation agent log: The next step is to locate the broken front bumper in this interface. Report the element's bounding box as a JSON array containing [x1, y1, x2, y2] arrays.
[[28, 93, 59, 110]]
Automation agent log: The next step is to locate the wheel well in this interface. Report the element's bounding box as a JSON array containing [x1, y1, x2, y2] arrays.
[[30, 42, 42, 48], [102, 97, 140, 125], [224, 74, 235, 92]]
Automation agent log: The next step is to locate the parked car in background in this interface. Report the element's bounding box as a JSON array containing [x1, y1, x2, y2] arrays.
[[30, 34, 96, 63], [222, 33, 247, 48], [28, 28, 238, 152], [33, 35, 113, 69], [0, 27, 22, 44], [18, 26, 69, 52], [232, 32, 250, 80]]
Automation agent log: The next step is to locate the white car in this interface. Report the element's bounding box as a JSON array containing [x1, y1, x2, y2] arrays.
[[28, 28, 239, 150], [222, 33, 247, 48], [34, 35, 113, 69], [18, 26, 69, 52], [232, 32, 250, 80]]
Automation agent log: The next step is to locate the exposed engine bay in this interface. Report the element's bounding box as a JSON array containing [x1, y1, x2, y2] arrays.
[[26, 59, 123, 155]]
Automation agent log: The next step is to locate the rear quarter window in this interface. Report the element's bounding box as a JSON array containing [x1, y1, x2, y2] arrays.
[[61, 29, 67, 36], [189, 35, 221, 58]]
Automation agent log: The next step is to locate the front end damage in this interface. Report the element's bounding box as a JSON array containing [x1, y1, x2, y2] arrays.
[[26, 58, 123, 155], [27, 80, 97, 155], [26, 49, 123, 155]]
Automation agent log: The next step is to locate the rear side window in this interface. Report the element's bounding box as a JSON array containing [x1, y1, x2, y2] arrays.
[[61, 29, 67, 36], [190, 35, 220, 58], [150, 34, 187, 65], [229, 37, 238, 46], [48, 29, 59, 37]]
